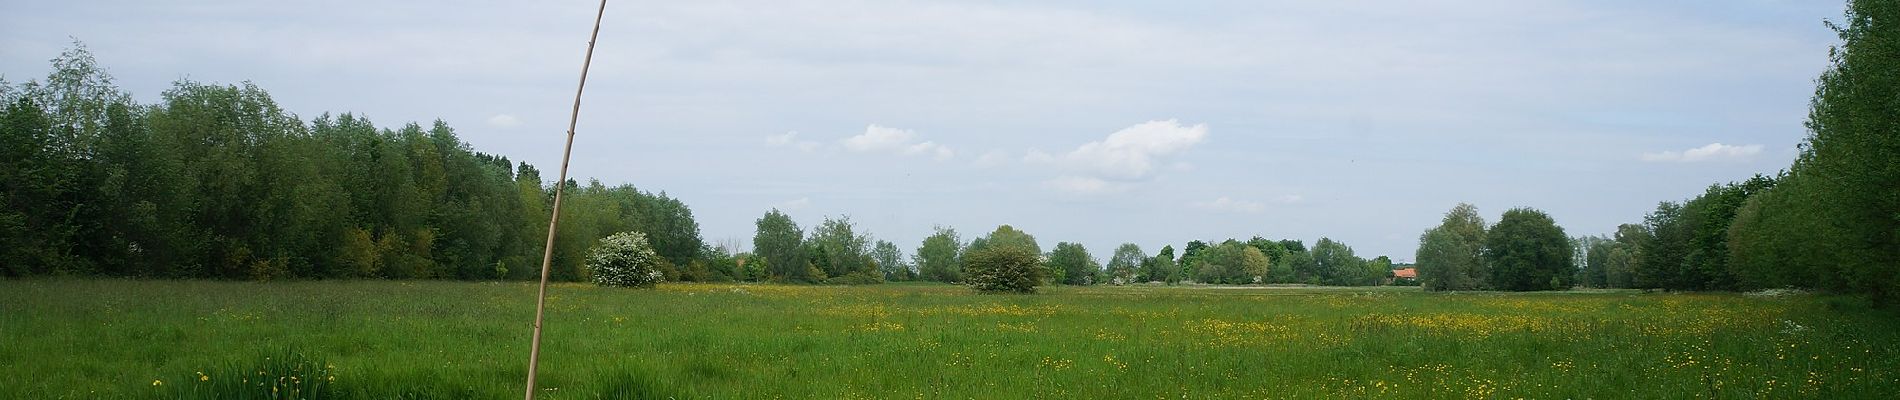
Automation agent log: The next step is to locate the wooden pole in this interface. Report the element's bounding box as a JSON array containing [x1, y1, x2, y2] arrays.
[[525, 0, 607, 398]]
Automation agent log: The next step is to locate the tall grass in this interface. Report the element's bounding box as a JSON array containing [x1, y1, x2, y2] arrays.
[[163, 348, 338, 399], [2, 279, 1896, 398]]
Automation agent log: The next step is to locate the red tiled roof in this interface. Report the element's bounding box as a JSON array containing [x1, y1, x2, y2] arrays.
[[1393, 268, 1417, 279]]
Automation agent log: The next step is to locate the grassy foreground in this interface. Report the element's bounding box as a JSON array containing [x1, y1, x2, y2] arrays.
[[2, 280, 1898, 398]]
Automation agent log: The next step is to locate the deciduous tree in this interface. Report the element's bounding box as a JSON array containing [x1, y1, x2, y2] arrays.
[[1485, 207, 1573, 291], [1312, 238, 1374, 286], [1196, 240, 1271, 284], [753, 209, 808, 283], [1105, 243, 1144, 285], [873, 240, 909, 281], [1048, 242, 1100, 285], [915, 226, 963, 282], [1416, 203, 1489, 291]]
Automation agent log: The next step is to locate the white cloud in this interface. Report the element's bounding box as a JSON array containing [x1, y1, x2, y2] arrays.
[[1641, 143, 1765, 162], [486, 114, 520, 128], [1192, 197, 1266, 213], [904, 141, 955, 161], [1044, 176, 1128, 195], [1030, 120, 1207, 194], [766, 131, 821, 152], [843, 125, 916, 152], [841, 124, 954, 161], [1044, 119, 1208, 180]]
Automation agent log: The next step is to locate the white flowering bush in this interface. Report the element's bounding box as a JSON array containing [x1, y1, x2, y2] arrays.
[[964, 245, 1044, 293], [588, 231, 665, 288]]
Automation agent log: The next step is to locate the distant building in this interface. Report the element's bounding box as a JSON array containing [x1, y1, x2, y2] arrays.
[[1388, 267, 1418, 286]]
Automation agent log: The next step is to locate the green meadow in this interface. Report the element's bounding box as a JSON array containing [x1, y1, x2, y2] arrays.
[[3, 279, 1897, 399]]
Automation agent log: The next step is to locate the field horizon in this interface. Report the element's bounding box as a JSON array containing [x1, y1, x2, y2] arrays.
[[5, 279, 1897, 398]]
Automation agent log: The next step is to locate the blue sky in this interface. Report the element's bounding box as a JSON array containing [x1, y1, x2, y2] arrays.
[[2, 0, 1844, 262]]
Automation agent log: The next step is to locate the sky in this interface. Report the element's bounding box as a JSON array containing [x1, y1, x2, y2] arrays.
[[1, 0, 1845, 262]]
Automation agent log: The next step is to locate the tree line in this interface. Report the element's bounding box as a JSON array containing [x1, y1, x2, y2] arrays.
[[0, 43, 707, 281], [749, 208, 1399, 287], [1417, 1, 1898, 300]]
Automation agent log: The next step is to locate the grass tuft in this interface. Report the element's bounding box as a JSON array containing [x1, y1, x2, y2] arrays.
[[165, 348, 338, 399]]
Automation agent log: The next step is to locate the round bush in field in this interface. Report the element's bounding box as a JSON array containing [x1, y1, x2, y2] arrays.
[[964, 245, 1045, 293], [588, 231, 665, 288]]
